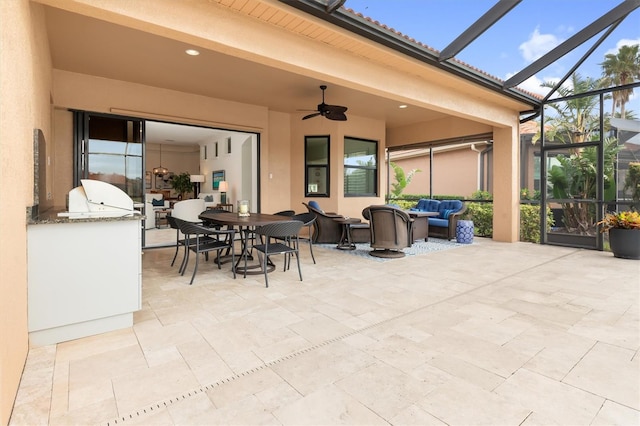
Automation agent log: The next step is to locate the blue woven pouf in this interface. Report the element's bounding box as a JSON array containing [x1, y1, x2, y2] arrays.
[[456, 220, 474, 244]]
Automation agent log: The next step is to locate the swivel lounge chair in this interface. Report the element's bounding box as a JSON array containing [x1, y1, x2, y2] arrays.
[[362, 205, 413, 258], [303, 202, 370, 244]]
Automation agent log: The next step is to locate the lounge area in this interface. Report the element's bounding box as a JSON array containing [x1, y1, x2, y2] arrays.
[[10, 240, 640, 425]]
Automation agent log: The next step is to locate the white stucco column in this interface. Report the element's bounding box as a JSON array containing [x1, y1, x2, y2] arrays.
[[492, 125, 520, 242]]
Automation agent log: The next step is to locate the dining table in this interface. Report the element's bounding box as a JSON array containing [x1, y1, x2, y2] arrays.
[[198, 210, 295, 275]]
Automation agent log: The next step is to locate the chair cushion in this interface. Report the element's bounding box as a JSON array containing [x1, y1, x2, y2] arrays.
[[308, 200, 322, 212], [151, 198, 165, 207]]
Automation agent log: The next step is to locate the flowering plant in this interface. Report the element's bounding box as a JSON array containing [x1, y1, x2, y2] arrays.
[[597, 211, 640, 232]]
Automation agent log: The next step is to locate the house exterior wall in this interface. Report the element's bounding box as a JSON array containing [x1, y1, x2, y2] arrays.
[[0, 1, 53, 423], [394, 148, 485, 199], [291, 115, 386, 219]]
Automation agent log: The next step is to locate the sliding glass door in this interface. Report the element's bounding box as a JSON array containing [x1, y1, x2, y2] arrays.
[[74, 112, 144, 202]]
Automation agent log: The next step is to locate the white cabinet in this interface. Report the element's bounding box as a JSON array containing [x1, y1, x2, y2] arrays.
[[27, 218, 142, 346]]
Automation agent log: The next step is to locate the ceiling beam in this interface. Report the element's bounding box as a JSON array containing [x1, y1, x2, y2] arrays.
[[439, 0, 522, 62], [503, 0, 640, 89]]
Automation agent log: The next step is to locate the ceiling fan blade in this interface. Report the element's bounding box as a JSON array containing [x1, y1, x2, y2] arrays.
[[302, 112, 321, 120], [325, 110, 347, 121], [324, 104, 347, 113]]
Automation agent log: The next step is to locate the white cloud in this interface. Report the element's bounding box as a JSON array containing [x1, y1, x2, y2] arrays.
[[605, 38, 640, 55], [505, 72, 558, 96], [519, 27, 562, 63]]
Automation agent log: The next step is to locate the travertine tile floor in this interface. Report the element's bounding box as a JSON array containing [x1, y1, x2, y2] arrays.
[[10, 238, 640, 425]]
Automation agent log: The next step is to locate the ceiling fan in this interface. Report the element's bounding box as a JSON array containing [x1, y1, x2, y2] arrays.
[[302, 85, 348, 121]]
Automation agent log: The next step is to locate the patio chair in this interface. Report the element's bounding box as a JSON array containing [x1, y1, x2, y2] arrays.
[[175, 217, 236, 285], [247, 220, 304, 288], [167, 214, 190, 268], [274, 210, 296, 216], [172, 199, 205, 223], [291, 211, 316, 264], [303, 202, 370, 244], [362, 205, 413, 258]]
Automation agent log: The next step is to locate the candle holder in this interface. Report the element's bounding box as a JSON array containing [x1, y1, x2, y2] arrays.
[[238, 200, 250, 217]]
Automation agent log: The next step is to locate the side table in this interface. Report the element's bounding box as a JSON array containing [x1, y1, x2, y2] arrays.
[[154, 209, 171, 228], [334, 217, 361, 250]]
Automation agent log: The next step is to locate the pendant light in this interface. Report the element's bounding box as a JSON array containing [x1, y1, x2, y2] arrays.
[[153, 144, 168, 176]]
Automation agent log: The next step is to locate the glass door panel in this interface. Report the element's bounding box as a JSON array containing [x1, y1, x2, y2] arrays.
[[79, 114, 144, 203]]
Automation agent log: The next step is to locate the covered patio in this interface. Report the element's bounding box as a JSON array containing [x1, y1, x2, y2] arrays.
[[11, 240, 639, 425]]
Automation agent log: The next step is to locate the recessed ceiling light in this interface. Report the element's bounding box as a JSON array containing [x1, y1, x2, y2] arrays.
[[399, 104, 408, 109], [185, 49, 200, 56]]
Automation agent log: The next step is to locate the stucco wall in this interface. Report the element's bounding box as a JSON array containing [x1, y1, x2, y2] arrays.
[[0, 1, 53, 423], [291, 114, 386, 220]]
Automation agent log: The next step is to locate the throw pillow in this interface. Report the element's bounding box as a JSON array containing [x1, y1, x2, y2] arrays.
[[151, 198, 165, 207], [440, 209, 454, 219], [204, 195, 213, 202]]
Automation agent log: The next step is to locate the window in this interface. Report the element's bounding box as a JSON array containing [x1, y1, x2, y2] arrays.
[[344, 137, 377, 196], [305, 136, 329, 197]]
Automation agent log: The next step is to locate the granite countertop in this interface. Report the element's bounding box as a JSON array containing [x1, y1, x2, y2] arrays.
[[28, 206, 144, 225]]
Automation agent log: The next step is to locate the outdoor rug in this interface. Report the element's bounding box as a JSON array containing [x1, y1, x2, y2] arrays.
[[315, 238, 468, 262]]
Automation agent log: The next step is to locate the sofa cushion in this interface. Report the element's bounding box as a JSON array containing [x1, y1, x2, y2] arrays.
[[428, 217, 449, 228], [151, 198, 165, 207], [439, 200, 463, 213], [412, 199, 440, 212], [440, 209, 455, 219], [204, 195, 213, 202]]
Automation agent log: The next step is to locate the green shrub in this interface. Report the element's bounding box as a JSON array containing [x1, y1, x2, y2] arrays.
[[462, 202, 555, 242], [520, 204, 554, 243], [393, 199, 416, 210], [463, 203, 493, 237], [470, 190, 493, 200]]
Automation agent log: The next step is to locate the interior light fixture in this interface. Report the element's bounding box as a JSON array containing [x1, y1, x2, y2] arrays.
[[153, 144, 168, 176], [399, 104, 408, 109], [185, 49, 200, 56], [218, 181, 228, 204]]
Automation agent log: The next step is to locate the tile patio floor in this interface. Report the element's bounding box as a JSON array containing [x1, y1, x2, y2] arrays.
[[10, 238, 640, 425]]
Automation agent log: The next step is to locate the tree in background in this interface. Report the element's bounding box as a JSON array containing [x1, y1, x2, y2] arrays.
[[599, 44, 640, 118], [534, 73, 622, 235], [390, 162, 421, 198]]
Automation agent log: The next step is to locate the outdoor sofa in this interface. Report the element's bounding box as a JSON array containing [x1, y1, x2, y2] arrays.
[[409, 199, 466, 240]]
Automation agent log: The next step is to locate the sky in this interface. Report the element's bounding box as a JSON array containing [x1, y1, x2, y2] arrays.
[[343, 0, 640, 97]]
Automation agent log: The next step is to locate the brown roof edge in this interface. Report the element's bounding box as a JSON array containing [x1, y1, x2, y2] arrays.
[[279, 0, 542, 107]]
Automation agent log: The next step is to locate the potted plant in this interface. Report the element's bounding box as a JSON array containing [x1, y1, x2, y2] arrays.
[[598, 210, 640, 259], [170, 172, 193, 200]]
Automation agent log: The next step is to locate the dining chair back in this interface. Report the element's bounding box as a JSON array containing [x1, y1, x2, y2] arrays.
[[248, 220, 304, 287], [175, 217, 236, 285], [292, 212, 317, 264]]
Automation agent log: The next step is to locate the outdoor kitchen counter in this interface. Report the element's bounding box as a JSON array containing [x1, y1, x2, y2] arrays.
[[27, 206, 144, 224], [27, 211, 142, 346]]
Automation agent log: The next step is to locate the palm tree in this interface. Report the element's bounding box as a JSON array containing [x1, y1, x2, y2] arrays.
[[599, 44, 640, 118], [536, 73, 602, 144]]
